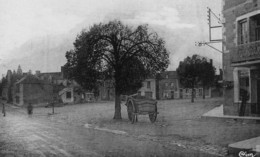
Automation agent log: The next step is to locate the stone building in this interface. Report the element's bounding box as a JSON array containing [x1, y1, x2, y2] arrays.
[[158, 71, 180, 99], [157, 71, 211, 100], [138, 78, 157, 99], [13, 74, 53, 106], [36, 68, 88, 104], [222, 0, 260, 116], [99, 71, 213, 101]]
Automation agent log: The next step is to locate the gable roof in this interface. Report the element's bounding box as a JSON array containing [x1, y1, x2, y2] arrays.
[[58, 87, 72, 96], [16, 75, 49, 85]]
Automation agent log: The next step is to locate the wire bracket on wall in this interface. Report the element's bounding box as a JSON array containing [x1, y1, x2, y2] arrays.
[[195, 7, 223, 53], [195, 41, 223, 54]]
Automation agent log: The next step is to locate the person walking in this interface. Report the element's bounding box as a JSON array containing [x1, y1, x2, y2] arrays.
[[27, 103, 33, 117]]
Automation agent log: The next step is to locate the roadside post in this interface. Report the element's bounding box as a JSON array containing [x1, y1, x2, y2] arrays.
[[2, 103, 6, 117]]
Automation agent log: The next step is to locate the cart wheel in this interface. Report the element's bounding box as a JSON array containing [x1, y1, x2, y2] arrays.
[[127, 99, 136, 123], [149, 104, 157, 123]]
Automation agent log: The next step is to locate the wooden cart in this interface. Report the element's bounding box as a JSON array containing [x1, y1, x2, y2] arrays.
[[125, 95, 158, 123]]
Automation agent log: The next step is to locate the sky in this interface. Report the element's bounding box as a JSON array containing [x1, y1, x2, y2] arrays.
[[0, 0, 222, 77]]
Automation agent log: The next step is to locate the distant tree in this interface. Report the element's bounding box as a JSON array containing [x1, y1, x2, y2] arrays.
[[177, 55, 215, 102], [65, 20, 169, 119], [199, 59, 215, 99], [0, 77, 7, 98]]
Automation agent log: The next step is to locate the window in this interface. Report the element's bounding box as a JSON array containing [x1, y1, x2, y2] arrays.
[[165, 82, 168, 87], [238, 19, 248, 45], [147, 81, 151, 89], [170, 82, 174, 87], [66, 91, 72, 99], [250, 14, 260, 42], [166, 74, 168, 79], [163, 92, 169, 98]]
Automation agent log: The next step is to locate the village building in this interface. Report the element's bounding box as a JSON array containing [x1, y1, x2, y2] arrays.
[[2, 70, 12, 101], [99, 71, 214, 101], [58, 80, 93, 103], [1, 65, 91, 106], [2, 66, 217, 104], [158, 71, 211, 100], [37, 71, 64, 85], [12, 74, 53, 106], [222, 0, 260, 116], [35, 67, 91, 104], [138, 78, 157, 99], [2, 65, 24, 102], [158, 71, 180, 99]]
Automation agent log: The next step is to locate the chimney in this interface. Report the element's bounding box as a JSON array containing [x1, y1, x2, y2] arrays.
[[61, 66, 67, 79], [61, 66, 64, 79], [210, 59, 213, 65]]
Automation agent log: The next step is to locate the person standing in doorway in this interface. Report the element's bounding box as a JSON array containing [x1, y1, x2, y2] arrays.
[[239, 88, 249, 116]]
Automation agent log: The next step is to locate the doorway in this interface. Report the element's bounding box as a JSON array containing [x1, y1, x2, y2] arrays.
[[179, 89, 183, 99], [255, 80, 260, 114], [171, 91, 174, 99]]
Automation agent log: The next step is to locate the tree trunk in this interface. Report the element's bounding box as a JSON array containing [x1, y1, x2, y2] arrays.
[[113, 66, 122, 120], [202, 86, 205, 99], [191, 88, 194, 103], [113, 92, 122, 120]]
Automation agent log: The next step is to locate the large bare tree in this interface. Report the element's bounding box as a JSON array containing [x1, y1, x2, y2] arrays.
[[65, 20, 169, 119]]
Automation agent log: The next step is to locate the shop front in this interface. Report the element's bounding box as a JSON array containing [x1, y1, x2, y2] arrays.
[[233, 66, 260, 116]]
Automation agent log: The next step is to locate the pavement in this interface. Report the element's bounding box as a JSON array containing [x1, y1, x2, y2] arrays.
[[228, 137, 260, 157], [202, 105, 260, 120], [203, 105, 260, 157]]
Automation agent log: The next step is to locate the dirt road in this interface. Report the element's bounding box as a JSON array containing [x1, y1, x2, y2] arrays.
[[0, 110, 218, 157]]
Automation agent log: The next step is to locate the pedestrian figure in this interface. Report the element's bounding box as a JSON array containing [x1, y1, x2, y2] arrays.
[[27, 103, 33, 116], [239, 88, 249, 116], [2, 103, 6, 117]]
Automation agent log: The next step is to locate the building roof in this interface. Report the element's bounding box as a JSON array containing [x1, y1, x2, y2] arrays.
[[58, 87, 72, 96], [159, 71, 178, 79], [38, 72, 63, 80], [15, 75, 50, 85]]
